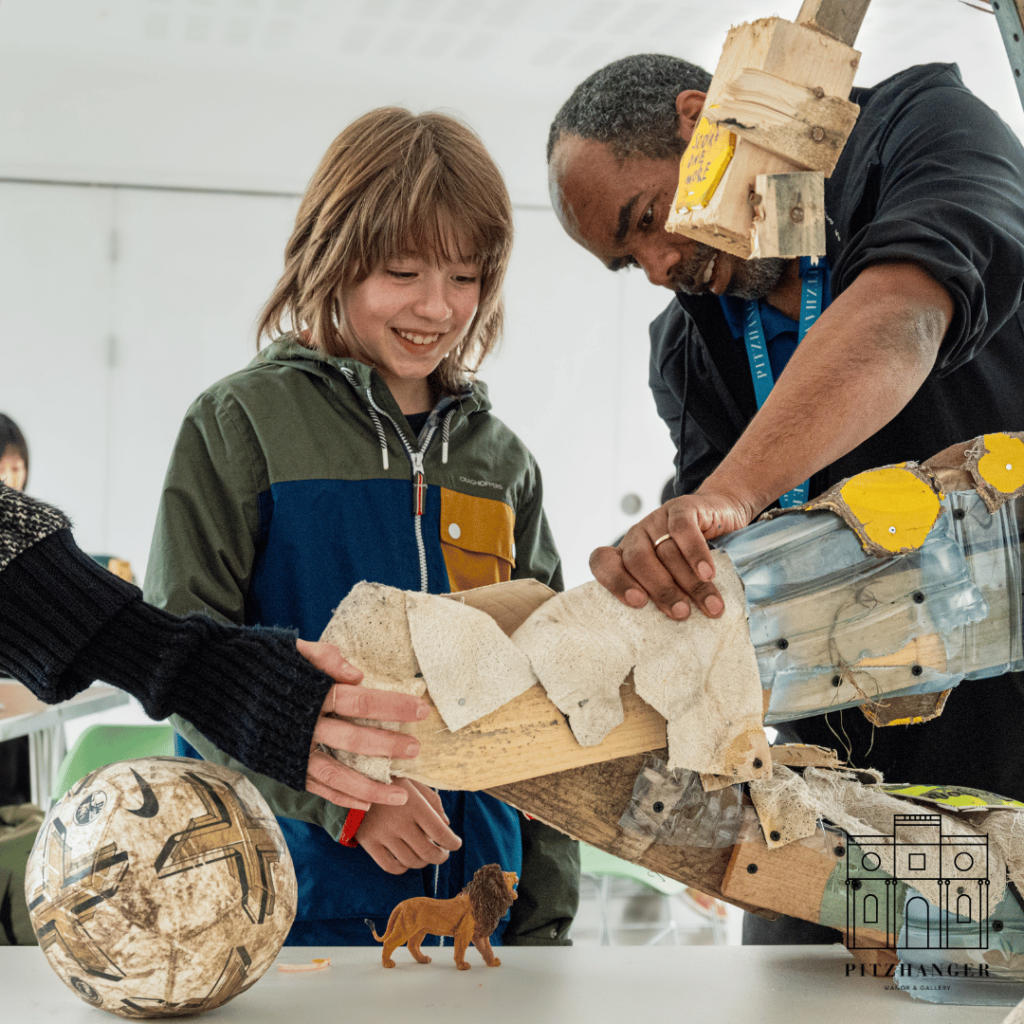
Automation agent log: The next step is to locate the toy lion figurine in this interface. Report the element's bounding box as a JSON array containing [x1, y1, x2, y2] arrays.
[[368, 863, 518, 970]]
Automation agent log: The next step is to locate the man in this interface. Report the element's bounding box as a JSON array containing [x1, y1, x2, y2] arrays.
[[548, 54, 1024, 941]]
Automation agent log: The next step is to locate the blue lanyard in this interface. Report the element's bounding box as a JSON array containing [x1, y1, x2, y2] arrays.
[[742, 263, 825, 508]]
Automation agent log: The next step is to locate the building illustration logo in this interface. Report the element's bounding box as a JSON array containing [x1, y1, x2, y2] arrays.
[[845, 813, 989, 950]]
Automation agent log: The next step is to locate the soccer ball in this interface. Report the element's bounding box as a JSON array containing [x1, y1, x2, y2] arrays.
[[25, 757, 297, 1018]]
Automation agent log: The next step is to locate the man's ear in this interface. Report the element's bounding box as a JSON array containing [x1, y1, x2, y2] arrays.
[[675, 90, 707, 144]]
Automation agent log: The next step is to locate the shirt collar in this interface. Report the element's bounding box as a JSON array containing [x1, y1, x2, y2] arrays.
[[717, 256, 831, 341]]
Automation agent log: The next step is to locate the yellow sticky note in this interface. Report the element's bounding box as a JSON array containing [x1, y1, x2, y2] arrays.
[[839, 465, 941, 553], [977, 433, 1024, 494], [674, 116, 735, 212]]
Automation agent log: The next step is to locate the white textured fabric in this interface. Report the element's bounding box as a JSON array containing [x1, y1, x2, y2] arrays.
[[794, 767, 1012, 916], [511, 551, 769, 780], [405, 591, 537, 731], [320, 582, 426, 783]]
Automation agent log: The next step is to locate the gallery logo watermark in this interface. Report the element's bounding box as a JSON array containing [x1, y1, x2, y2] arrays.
[[844, 812, 990, 951]]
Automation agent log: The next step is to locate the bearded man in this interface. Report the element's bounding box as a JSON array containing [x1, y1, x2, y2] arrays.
[[547, 54, 1024, 943]]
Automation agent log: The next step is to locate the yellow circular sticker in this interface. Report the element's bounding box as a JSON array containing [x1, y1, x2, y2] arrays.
[[839, 466, 941, 552], [977, 433, 1024, 494]]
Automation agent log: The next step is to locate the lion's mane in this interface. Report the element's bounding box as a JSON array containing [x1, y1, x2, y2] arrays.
[[463, 863, 515, 941]]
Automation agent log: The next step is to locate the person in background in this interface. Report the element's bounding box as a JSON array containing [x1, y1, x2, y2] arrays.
[[0, 413, 32, 808], [0, 415, 28, 493], [144, 107, 579, 947]]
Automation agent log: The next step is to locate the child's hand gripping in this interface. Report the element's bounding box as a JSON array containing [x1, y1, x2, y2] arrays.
[[357, 779, 463, 874]]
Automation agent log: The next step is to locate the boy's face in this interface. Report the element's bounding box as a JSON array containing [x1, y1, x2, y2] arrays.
[[342, 243, 481, 415]]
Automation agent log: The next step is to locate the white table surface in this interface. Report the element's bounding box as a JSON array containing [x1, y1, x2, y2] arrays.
[[2, 945, 1015, 1023]]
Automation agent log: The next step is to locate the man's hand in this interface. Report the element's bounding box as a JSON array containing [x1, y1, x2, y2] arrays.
[[590, 491, 753, 619], [357, 779, 463, 874], [297, 639, 431, 811]]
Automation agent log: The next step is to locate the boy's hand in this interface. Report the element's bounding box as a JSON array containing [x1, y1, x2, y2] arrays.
[[357, 779, 462, 875]]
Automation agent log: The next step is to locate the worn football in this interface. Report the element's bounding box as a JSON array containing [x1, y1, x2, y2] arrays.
[[25, 757, 297, 1018]]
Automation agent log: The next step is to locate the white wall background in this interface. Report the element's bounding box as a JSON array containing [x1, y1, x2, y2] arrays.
[[1, 0, 1021, 594]]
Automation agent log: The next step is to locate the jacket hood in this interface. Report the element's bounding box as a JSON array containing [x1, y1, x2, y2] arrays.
[[253, 334, 492, 416]]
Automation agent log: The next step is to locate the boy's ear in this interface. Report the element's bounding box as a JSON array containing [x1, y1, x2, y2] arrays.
[[675, 91, 707, 144]]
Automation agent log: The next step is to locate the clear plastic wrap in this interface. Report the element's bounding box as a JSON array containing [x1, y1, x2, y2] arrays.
[[618, 757, 744, 849], [715, 493, 1023, 725]]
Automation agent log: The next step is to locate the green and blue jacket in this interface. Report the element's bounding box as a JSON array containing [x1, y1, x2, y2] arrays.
[[144, 336, 575, 946]]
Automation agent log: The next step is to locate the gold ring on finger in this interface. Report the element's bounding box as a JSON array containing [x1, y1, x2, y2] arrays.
[[653, 533, 672, 549]]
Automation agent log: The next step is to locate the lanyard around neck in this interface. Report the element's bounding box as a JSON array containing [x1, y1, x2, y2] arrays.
[[741, 263, 825, 508]]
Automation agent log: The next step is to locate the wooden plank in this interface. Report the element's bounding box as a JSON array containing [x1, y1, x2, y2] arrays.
[[721, 822, 846, 923], [796, 0, 873, 46], [487, 754, 771, 915], [771, 743, 844, 769], [395, 679, 667, 792], [752, 171, 826, 258], [396, 630, 950, 791], [714, 69, 860, 174]]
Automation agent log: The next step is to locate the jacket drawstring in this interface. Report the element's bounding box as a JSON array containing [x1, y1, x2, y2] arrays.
[[366, 404, 390, 471], [339, 368, 391, 471], [440, 407, 455, 465]]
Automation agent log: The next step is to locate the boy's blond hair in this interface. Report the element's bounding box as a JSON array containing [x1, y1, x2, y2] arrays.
[[258, 107, 513, 394]]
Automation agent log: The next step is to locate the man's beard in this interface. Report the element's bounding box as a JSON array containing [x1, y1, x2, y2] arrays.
[[672, 242, 789, 301]]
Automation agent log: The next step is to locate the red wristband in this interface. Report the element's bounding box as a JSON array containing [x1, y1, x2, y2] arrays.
[[339, 808, 366, 847]]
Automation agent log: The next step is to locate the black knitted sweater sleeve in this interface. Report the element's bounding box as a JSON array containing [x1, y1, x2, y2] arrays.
[[0, 485, 330, 791]]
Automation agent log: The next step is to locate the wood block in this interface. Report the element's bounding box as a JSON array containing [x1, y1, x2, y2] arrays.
[[488, 754, 772, 915], [721, 822, 846, 923], [395, 678, 667, 791], [797, 0, 873, 46], [713, 69, 860, 174], [752, 171, 826, 257], [669, 136, 795, 259], [704, 18, 860, 114], [668, 15, 861, 259]]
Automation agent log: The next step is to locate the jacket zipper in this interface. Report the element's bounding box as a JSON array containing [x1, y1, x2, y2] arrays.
[[341, 368, 456, 593]]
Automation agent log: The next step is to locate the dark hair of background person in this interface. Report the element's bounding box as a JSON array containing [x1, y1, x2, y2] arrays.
[[546, 53, 713, 162]]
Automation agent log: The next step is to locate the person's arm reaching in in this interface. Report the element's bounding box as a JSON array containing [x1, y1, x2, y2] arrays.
[[592, 261, 953, 618], [0, 484, 429, 809]]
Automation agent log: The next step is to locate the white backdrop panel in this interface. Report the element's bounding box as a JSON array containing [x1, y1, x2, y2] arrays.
[[492, 208, 675, 588], [107, 188, 300, 584], [0, 183, 114, 553]]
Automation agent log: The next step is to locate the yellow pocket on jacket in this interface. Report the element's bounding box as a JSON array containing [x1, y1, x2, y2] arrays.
[[439, 487, 515, 592]]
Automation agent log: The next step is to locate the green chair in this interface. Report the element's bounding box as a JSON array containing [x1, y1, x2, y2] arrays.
[[578, 842, 726, 945], [50, 724, 175, 805]]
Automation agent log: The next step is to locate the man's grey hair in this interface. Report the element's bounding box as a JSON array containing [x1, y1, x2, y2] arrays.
[[547, 54, 712, 163]]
